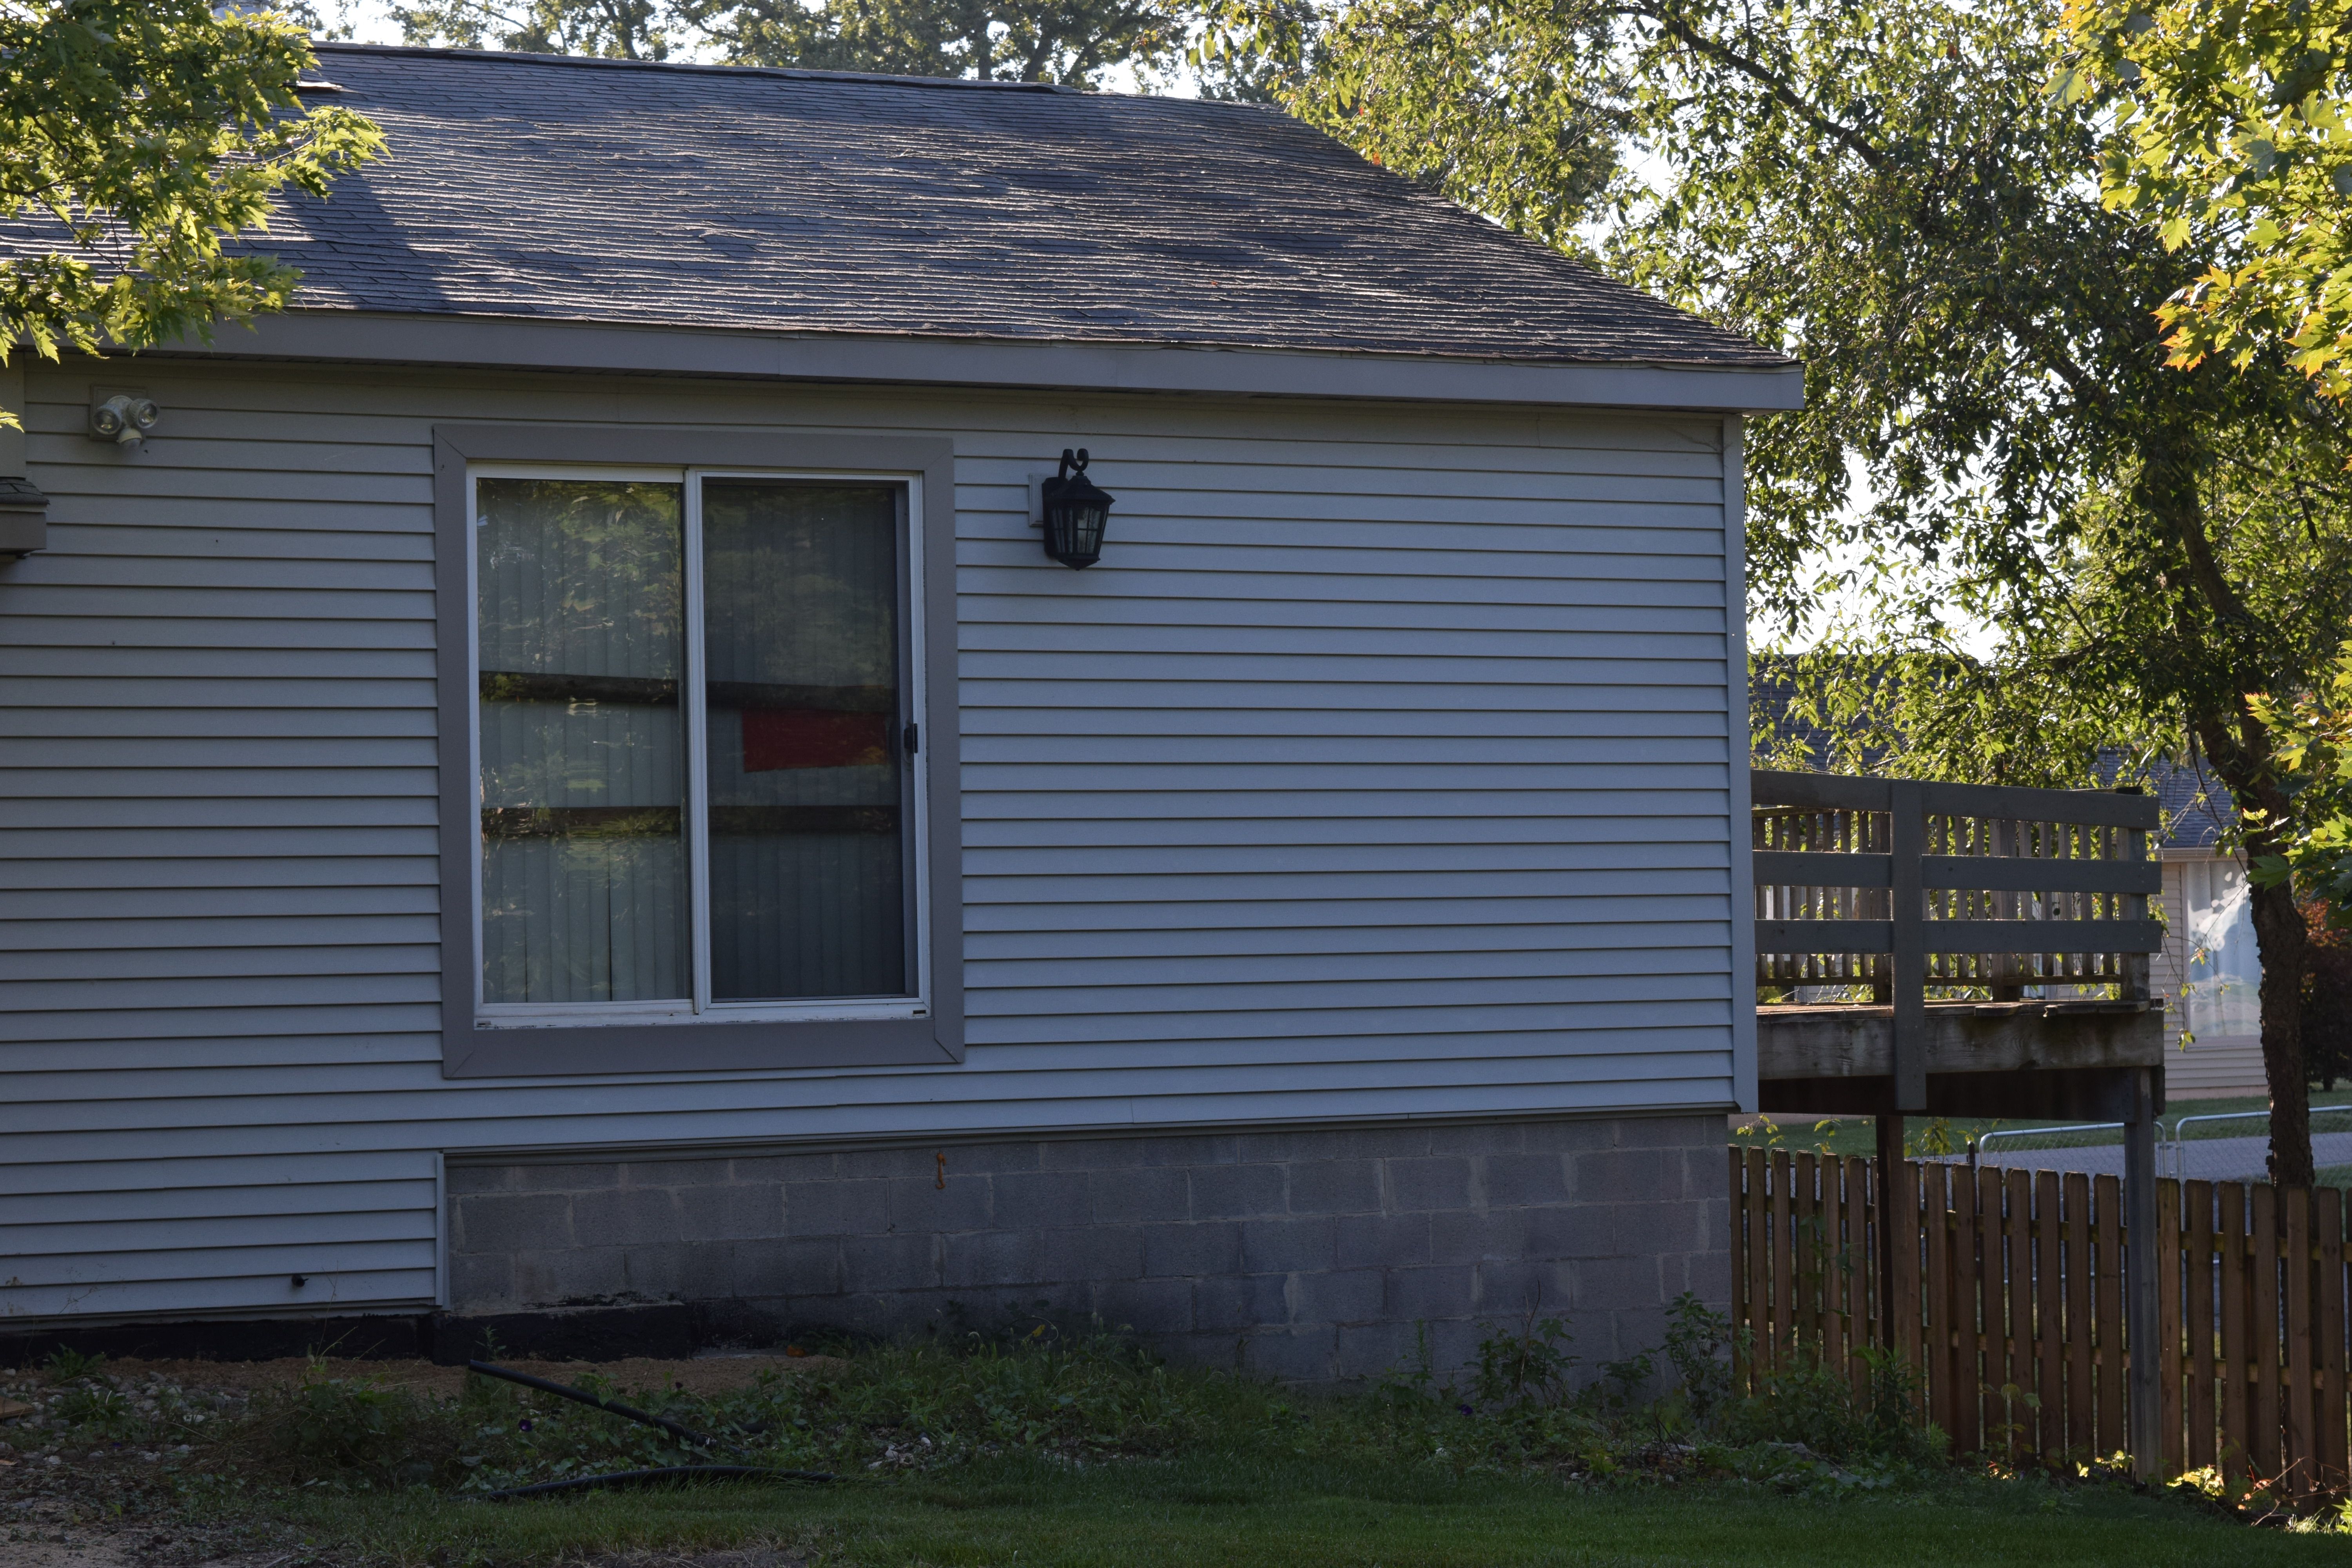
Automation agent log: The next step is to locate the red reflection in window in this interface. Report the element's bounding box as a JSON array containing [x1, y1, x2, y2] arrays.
[[741, 708, 891, 772]]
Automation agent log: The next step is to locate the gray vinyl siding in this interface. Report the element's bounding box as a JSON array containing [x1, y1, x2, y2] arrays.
[[0, 361, 1738, 1323]]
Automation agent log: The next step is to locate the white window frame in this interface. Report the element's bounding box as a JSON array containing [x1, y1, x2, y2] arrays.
[[466, 461, 931, 1031]]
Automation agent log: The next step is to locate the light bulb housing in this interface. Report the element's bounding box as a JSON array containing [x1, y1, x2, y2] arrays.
[[1039, 448, 1113, 569]]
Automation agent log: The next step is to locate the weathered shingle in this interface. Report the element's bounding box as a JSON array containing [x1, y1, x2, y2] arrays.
[[43, 45, 1792, 368]]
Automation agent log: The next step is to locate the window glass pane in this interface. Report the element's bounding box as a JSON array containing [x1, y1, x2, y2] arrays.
[[2183, 858, 2261, 1037], [702, 481, 906, 1000], [477, 479, 689, 1004]]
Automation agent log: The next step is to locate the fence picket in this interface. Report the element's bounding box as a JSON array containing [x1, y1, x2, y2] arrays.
[[2319, 1186, 2347, 1491], [2254, 1183, 2282, 1478], [2066, 1171, 2093, 1458], [1956, 1165, 1985, 1455], [1925, 1161, 1955, 1441], [1847, 1155, 1873, 1402], [1797, 1147, 1816, 1354], [2035, 1169, 2063, 1462], [2188, 1179, 2217, 1474], [2158, 1176, 2184, 1477], [1745, 1147, 1771, 1381], [2287, 1186, 2314, 1496], [2223, 1181, 2251, 1483], [1973, 1166, 2002, 1456], [1771, 1149, 1796, 1370], [2007, 1167, 2035, 1464], [2095, 1173, 2123, 1459], [1894, 1155, 1923, 1372], [1730, 1147, 1749, 1381]]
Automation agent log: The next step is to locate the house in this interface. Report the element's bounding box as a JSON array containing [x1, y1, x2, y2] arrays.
[[2151, 763, 2272, 1099], [0, 44, 1800, 1377]]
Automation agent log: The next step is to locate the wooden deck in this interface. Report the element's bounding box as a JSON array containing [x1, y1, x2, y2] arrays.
[[1751, 769, 2163, 1117], [1757, 998, 2164, 1118]]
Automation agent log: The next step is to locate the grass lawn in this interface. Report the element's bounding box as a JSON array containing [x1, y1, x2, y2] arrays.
[[271, 1449, 2352, 1568], [15, 1325, 2352, 1567]]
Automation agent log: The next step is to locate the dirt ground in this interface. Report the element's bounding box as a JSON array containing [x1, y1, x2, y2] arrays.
[[2, 1528, 807, 1568], [0, 1354, 832, 1566], [31, 1351, 836, 1400]]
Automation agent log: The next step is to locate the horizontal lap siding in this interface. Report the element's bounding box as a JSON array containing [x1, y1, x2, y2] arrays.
[[0, 363, 1735, 1322]]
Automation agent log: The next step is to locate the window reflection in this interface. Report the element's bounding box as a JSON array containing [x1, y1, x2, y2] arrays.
[[701, 481, 906, 1001], [476, 479, 689, 1005]]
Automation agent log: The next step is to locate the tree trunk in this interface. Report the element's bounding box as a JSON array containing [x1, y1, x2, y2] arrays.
[[2249, 873, 2315, 1187]]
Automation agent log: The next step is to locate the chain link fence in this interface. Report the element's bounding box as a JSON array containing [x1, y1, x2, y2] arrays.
[[1945, 1104, 2352, 1182]]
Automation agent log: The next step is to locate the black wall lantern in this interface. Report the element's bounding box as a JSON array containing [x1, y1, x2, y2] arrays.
[[1040, 448, 1114, 569]]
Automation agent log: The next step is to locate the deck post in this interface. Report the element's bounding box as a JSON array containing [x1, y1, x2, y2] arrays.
[[2125, 1065, 2163, 1477], [1888, 779, 1927, 1111]]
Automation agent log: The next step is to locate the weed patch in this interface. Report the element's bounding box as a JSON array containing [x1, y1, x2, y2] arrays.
[[4, 1307, 2339, 1565]]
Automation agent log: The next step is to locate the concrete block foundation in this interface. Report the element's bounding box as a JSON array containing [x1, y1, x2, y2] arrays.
[[445, 1114, 1730, 1383]]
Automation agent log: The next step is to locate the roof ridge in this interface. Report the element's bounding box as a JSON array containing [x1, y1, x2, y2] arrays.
[[307, 40, 1070, 94]]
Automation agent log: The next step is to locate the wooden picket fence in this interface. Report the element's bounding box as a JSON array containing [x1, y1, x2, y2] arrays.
[[1730, 1146, 2352, 1494]]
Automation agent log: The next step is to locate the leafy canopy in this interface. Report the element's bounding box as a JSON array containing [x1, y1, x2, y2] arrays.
[[390, 0, 674, 58], [685, 0, 1180, 82], [1228, 0, 2352, 788], [396, 0, 1185, 84], [2060, 0, 2352, 399], [1, 1, 382, 367]]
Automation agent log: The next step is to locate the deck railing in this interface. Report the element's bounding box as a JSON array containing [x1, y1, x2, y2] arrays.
[[1751, 770, 2164, 1105]]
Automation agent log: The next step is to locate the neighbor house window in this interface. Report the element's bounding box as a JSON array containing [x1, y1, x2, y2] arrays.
[[2179, 856, 2261, 1040], [470, 468, 925, 1024]]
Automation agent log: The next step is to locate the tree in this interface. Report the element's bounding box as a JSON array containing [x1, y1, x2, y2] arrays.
[[1, 2, 382, 373], [1212, 0, 2352, 1183], [2060, 0, 2352, 400], [688, 0, 1180, 83], [392, 0, 672, 58], [397, 0, 1184, 86]]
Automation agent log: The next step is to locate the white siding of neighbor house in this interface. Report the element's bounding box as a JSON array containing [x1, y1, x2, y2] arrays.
[[0, 360, 1741, 1323]]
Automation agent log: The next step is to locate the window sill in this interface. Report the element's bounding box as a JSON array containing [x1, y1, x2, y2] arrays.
[[442, 1013, 960, 1078], [477, 1000, 929, 1029]]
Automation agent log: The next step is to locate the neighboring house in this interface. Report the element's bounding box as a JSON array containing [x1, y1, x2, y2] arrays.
[[2151, 764, 2271, 1098], [0, 45, 1799, 1376]]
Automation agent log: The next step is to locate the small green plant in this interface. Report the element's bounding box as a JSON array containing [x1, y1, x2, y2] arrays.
[[243, 1358, 464, 1490], [1906, 1118, 1962, 1158], [1721, 1342, 1944, 1467], [54, 1381, 132, 1433], [42, 1346, 105, 1380], [1662, 1292, 1733, 1420], [1471, 1310, 1576, 1410]]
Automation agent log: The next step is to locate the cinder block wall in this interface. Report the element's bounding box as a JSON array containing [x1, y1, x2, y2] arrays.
[[445, 1114, 1728, 1383]]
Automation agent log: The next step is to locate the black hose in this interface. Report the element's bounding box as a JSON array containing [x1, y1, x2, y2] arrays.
[[466, 1360, 720, 1451], [481, 1464, 834, 1501]]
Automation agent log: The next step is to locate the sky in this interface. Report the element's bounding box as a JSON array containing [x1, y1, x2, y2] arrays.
[[315, 2, 404, 46]]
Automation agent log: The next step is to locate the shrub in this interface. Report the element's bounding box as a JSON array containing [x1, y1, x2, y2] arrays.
[[1719, 1345, 1946, 1467], [243, 1364, 467, 1489]]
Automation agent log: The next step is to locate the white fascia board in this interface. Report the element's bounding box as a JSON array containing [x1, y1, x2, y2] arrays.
[[152, 311, 1807, 413]]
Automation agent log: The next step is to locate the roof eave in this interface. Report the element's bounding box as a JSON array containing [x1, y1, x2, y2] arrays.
[[150, 311, 1805, 414]]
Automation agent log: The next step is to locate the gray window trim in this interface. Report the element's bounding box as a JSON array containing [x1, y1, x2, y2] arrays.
[[433, 424, 962, 1079]]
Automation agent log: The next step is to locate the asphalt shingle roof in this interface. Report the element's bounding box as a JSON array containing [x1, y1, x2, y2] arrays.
[[200, 44, 1782, 368]]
